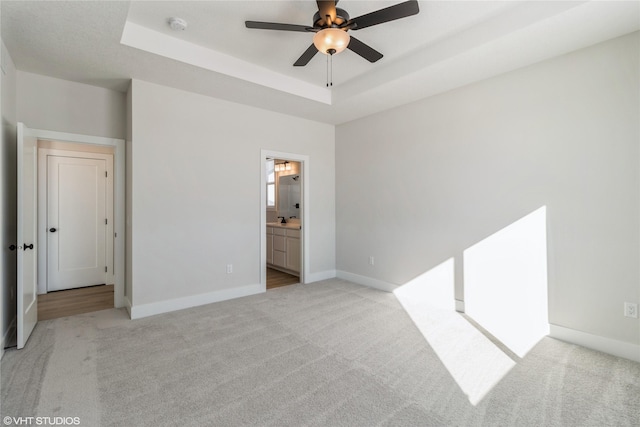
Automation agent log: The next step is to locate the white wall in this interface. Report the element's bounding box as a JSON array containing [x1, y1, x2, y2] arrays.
[[128, 79, 335, 314], [16, 71, 126, 139], [1, 39, 17, 351], [336, 33, 639, 348]]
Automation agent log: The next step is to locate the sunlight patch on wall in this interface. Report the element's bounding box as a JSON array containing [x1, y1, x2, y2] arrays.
[[464, 206, 549, 358], [393, 258, 516, 405], [394, 258, 456, 312]]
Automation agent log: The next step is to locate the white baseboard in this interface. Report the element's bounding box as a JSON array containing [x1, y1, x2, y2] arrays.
[[455, 300, 465, 312], [336, 270, 396, 293], [129, 284, 263, 319], [549, 324, 640, 363], [305, 269, 336, 284]]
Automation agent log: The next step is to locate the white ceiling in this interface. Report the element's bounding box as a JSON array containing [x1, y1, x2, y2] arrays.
[[2, 1, 639, 125]]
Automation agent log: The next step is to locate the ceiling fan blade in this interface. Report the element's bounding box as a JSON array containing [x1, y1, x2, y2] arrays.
[[347, 36, 383, 63], [245, 21, 314, 32], [294, 44, 319, 66], [347, 0, 419, 30], [316, 0, 337, 26]]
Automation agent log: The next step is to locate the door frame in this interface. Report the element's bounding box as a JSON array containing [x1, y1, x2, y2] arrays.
[[30, 128, 125, 308], [260, 150, 310, 291], [38, 149, 114, 293]]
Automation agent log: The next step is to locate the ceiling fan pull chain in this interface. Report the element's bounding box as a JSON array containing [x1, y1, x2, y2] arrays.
[[326, 54, 329, 87], [330, 54, 333, 87]]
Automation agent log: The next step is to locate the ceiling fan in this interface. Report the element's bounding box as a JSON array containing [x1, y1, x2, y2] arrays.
[[245, 0, 420, 67]]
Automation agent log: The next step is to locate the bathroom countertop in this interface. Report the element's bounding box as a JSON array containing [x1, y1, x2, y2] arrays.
[[266, 222, 302, 230]]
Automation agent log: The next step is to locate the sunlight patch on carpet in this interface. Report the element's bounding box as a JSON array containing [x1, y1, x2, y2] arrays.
[[393, 258, 516, 405]]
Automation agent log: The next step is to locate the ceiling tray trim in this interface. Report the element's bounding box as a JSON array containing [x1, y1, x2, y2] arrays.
[[120, 21, 331, 104]]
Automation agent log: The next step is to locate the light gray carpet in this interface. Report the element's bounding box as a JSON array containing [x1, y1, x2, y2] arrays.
[[2, 279, 639, 426]]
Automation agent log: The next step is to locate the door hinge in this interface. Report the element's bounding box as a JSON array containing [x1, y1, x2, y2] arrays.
[[105, 218, 108, 225], [105, 266, 108, 273], [105, 171, 108, 178]]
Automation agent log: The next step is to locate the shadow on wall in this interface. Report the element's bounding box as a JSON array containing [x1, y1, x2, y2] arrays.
[[393, 206, 549, 406]]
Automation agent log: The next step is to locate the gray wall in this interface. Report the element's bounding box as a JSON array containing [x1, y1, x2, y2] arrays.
[[336, 32, 639, 345], [129, 79, 335, 308], [1, 39, 17, 350], [16, 71, 126, 139]]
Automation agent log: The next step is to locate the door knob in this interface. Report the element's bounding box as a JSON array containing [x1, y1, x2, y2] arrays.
[[23, 244, 34, 250], [49, 228, 57, 232], [8, 244, 16, 251]]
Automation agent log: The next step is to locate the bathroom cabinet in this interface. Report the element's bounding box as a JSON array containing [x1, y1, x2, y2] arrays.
[[266, 231, 273, 265], [267, 225, 300, 274]]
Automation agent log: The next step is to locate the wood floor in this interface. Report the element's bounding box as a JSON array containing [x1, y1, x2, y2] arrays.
[[267, 268, 299, 290], [38, 284, 114, 321]]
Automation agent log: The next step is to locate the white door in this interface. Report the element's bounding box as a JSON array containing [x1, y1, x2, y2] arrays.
[[17, 123, 38, 349], [47, 156, 107, 291]]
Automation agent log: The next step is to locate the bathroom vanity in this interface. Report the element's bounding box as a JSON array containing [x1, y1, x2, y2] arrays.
[[266, 222, 301, 275]]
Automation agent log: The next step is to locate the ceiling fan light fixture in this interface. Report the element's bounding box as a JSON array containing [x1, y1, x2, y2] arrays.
[[313, 28, 350, 55]]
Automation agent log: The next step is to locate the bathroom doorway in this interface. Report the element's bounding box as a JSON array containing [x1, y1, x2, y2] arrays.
[[261, 151, 309, 291]]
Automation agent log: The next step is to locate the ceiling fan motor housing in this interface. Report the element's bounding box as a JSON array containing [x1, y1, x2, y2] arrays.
[[313, 8, 349, 28]]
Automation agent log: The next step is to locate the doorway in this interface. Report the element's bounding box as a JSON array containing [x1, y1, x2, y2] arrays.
[[36, 142, 115, 318], [261, 150, 310, 292], [16, 124, 125, 348], [38, 143, 114, 294]]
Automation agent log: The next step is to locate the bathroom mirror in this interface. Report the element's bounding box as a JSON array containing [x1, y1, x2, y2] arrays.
[[278, 175, 301, 219]]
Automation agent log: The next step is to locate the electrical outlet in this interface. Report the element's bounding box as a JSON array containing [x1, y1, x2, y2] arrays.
[[368, 256, 374, 266], [226, 264, 233, 274], [624, 302, 638, 318]]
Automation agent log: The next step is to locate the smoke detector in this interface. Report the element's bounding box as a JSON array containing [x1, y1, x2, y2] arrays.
[[168, 17, 187, 31]]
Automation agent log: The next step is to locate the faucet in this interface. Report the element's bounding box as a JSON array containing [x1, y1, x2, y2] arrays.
[[278, 216, 286, 224]]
